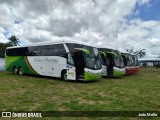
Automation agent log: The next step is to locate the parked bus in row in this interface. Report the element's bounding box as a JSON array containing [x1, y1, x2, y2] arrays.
[[98, 47, 124, 77], [5, 40, 102, 81], [121, 52, 133, 75], [121, 52, 140, 75]]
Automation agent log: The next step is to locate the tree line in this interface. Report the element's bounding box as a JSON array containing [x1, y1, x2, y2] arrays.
[[0, 35, 20, 58], [126, 49, 146, 58]]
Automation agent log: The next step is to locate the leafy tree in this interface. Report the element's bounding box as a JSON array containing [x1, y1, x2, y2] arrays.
[[0, 43, 12, 58], [126, 49, 146, 58], [8, 35, 20, 46], [0, 35, 20, 58]]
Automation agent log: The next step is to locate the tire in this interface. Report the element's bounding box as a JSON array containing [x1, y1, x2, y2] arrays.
[[18, 67, 23, 75], [13, 67, 18, 75], [61, 70, 67, 80]]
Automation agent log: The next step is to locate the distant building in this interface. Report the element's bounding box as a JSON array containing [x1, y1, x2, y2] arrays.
[[138, 58, 160, 67]]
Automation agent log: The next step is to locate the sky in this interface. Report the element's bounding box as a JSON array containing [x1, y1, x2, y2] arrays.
[[0, 0, 160, 58]]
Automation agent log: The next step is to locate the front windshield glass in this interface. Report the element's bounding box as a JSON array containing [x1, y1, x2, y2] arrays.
[[66, 43, 101, 70], [132, 55, 138, 66], [113, 50, 124, 68], [125, 53, 133, 66], [98, 48, 124, 68], [85, 47, 101, 70]]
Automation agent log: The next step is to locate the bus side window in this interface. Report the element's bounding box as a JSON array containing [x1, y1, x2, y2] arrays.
[[67, 53, 74, 66], [52, 44, 66, 56], [24, 48, 29, 56], [100, 53, 106, 66], [6, 49, 12, 56], [28, 46, 41, 56]]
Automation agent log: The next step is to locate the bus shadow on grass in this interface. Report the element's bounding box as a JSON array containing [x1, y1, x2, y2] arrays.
[[102, 76, 123, 80], [8, 72, 99, 84]]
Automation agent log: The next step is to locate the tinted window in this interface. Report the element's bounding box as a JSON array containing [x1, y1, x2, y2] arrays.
[[41, 45, 53, 56], [53, 44, 66, 56], [6, 49, 12, 56], [41, 44, 66, 56], [6, 47, 29, 56], [28, 46, 41, 56], [66, 43, 83, 53], [100, 53, 106, 65], [6, 44, 66, 57], [98, 48, 112, 52], [122, 55, 127, 66]]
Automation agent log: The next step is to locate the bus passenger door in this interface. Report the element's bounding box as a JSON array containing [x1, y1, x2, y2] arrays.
[[100, 52, 107, 76], [102, 65, 107, 76], [67, 53, 76, 80]]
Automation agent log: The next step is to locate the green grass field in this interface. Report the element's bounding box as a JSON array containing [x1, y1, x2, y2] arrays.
[[0, 68, 160, 119]]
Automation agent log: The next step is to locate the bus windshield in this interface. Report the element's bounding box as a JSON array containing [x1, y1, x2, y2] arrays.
[[66, 43, 101, 70], [125, 53, 133, 66], [132, 55, 138, 66], [98, 48, 124, 68], [113, 50, 124, 68]]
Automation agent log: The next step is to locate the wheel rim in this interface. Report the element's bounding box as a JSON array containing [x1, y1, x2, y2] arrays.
[[64, 72, 67, 80], [14, 68, 17, 74], [19, 68, 23, 75]]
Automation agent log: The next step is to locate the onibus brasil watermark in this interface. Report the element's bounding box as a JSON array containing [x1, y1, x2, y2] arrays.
[[2, 112, 42, 118], [1, 111, 159, 117]]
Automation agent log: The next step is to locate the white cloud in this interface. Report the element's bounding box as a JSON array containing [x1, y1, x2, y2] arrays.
[[0, 0, 159, 58], [138, 0, 151, 5], [116, 19, 160, 57], [0, 33, 8, 43]]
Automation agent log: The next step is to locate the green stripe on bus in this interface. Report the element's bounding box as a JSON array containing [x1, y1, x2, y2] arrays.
[[24, 56, 38, 75], [84, 71, 102, 81], [99, 51, 106, 57], [5, 56, 35, 74], [113, 69, 124, 76], [105, 51, 118, 58], [74, 48, 90, 58]]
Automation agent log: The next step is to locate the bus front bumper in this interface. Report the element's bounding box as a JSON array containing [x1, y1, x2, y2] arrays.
[[84, 68, 102, 81], [113, 67, 125, 77]]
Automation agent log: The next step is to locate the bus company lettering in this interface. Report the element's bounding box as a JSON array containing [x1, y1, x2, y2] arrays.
[[33, 57, 59, 63]]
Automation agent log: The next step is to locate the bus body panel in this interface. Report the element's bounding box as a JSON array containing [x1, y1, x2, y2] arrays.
[[84, 68, 102, 81], [113, 67, 125, 77], [27, 56, 67, 77], [5, 56, 34, 74], [125, 67, 132, 76], [67, 66, 76, 80]]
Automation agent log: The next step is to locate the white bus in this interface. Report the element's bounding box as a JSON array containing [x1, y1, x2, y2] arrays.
[[98, 47, 125, 77], [5, 40, 102, 81]]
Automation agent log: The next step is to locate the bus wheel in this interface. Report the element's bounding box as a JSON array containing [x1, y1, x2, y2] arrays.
[[61, 70, 67, 80], [18, 67, 23, 75], [13, 67, 18, 74]]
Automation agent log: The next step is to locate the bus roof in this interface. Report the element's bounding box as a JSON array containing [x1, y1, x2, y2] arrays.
[[97, 46, 116, 50], [98, 48, 122, 54], [121, 52, 137, 56], [6, 40, 96, 49], [119, 49, 137, 56]]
